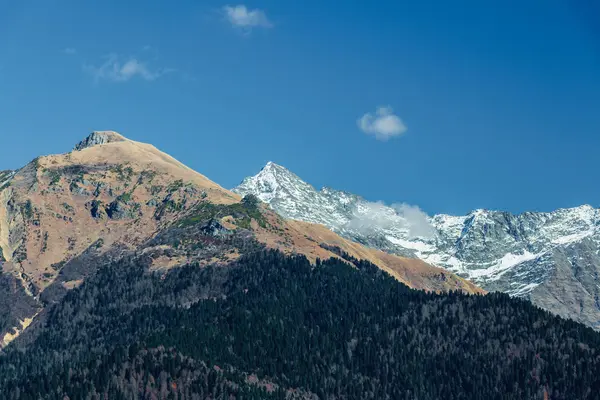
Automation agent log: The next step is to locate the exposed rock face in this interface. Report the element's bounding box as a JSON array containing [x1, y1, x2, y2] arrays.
[[199, 219, 228, 237], [234, 162, 600, 329], [0, 188, 27, 264], [0, 170, 14, 190], [73, 131, 126, 151], [0, 133, 482, 347]]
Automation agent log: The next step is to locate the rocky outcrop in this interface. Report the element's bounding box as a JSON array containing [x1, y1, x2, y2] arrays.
[[0, 188, 26, 263], [0, 170, 14, 191], [199, 219, 228, 237], [105, 198, 141, 220], [73, 131, 126, 151]]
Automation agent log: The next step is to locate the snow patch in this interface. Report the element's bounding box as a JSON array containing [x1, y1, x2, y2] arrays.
[[386, 236, 435, 253], [510, 282, 541, 297], [552, 231, 594, 245], [467, 251, 544, 281]]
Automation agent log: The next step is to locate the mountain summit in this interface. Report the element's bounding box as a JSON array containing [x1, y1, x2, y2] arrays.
[[234, 162, 600, 329], [236, 161, 362, 227], [73, 131, 128, 151]]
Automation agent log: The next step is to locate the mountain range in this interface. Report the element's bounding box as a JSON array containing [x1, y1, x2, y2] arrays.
[[234, 161, 600, 329], [1, 132, 599, 398], [0, 131, 480, 348]]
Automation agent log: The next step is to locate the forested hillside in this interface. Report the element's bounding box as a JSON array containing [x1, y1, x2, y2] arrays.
[[1, 249, 599, 399]]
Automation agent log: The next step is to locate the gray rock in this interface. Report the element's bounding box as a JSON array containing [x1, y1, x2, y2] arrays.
[[199, 219, 229, 237], [105, 199, 141, 220], [70, 183, 90, 196], [88, 200, 105, 219], [0, 170, 15, 190], [73, 131, 126, 151]]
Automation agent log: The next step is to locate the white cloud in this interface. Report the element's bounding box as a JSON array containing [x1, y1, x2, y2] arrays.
[[223, 5, 272, 30], [345, 201, 435, 240], [358, 106, 407, 141], [392, 203, 436, 239], [84, 54, 171, 83], [63, 48, 76, 55], [345, 201, 396, 234]]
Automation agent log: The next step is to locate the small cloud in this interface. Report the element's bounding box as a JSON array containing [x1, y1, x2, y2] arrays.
[[358, 106, 407, 141], [392, 203, 436, 239], [223, 4, 273, 31], [83, 54, 172, 83], [63, 48, 76, 55], [345, 201, 435, 240]]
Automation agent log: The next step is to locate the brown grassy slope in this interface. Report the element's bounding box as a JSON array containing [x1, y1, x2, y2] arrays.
[[46, 136, 240, 205], [250, 209, 484, 295], [0, 135, 239, 293]]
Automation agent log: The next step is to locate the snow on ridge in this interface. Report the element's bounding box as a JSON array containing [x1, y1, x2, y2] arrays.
[[510, 282, 541, 297], [421, 253, 464, 272], [386, 236, 435, 253], [466, 251, 545, 281], [552, 231, 594, 245]]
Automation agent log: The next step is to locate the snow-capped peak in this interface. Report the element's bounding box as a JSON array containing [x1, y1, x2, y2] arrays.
[[234, 162, 600, 330]]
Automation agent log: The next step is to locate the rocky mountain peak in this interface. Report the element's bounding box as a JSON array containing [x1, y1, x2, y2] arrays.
[[234, 161, 314, 205], [234, 163, 600, 329], [259, 161, 297, 180], [73, 131, 127, 151]]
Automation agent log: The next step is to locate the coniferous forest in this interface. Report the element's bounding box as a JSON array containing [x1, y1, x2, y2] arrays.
[[1, 248, 600, 399]]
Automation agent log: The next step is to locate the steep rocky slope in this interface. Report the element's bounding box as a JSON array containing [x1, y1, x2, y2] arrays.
[[0, 132, 481, 346], [235, 162, 600, 329], [0, 171, 14, 190]]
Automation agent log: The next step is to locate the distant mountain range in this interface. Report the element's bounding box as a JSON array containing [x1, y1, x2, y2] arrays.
[[234, 161, 600, 329]]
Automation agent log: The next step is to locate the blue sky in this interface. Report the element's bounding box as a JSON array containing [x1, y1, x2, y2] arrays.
[[1, 0, 599, 215]]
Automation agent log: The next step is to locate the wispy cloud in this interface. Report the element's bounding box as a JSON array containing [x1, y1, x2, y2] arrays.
[[83, 54, 172, 83], [358, 106, 407, 141], [63, 48, 76, 55], [392, 203, 436, 239], [345, 201, 436, 240], [223, 4, 273, 31]]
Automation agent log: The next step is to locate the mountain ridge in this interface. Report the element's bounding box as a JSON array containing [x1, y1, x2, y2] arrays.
[[234, 161, 600, 329]]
